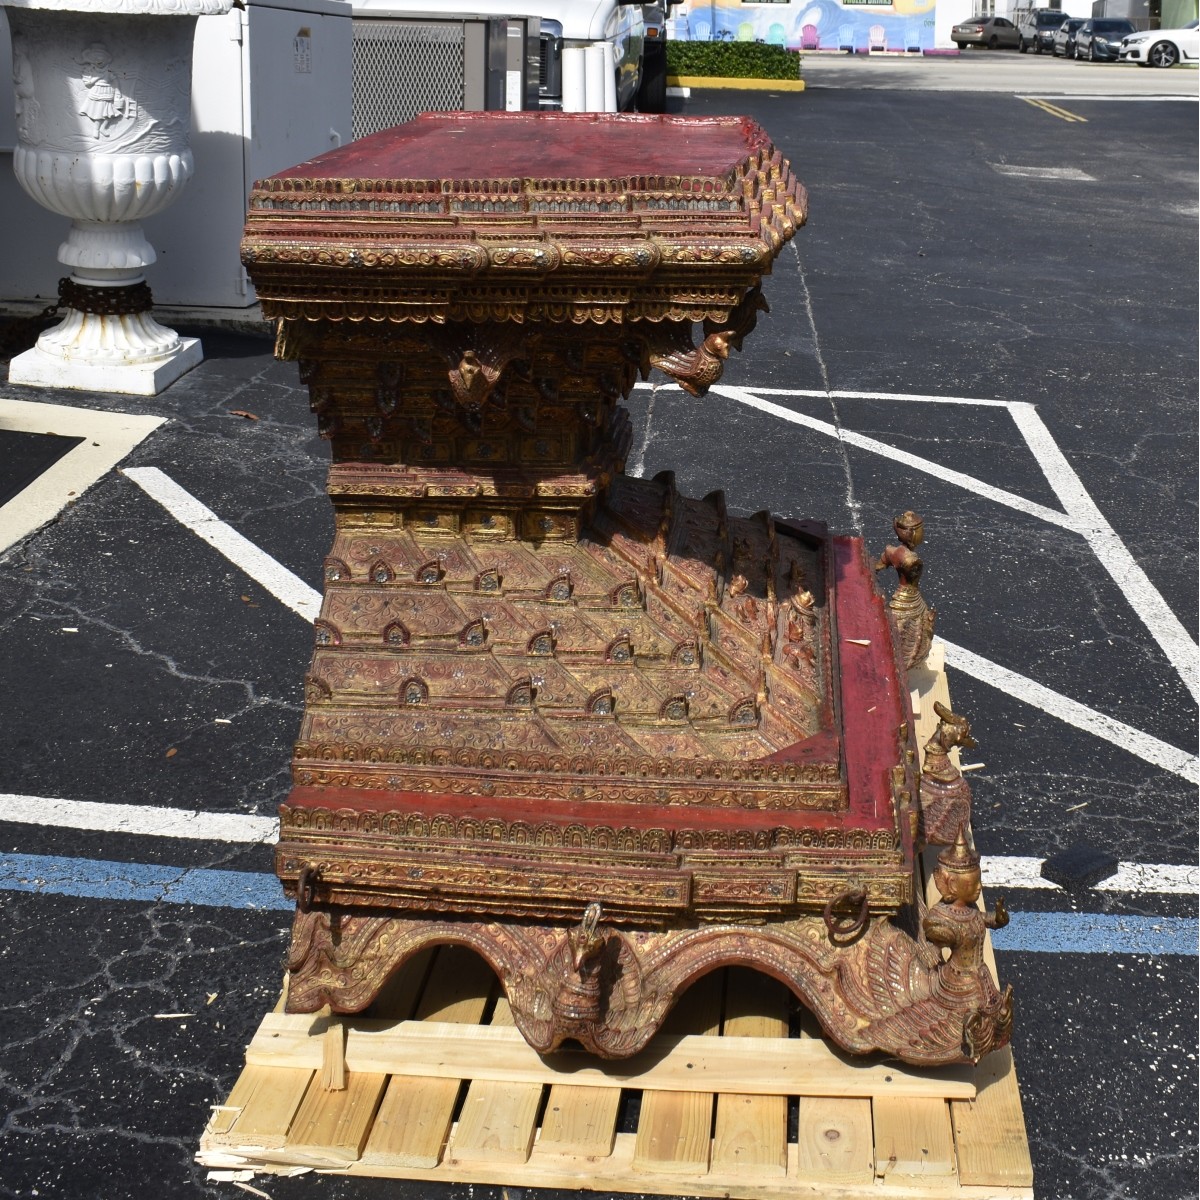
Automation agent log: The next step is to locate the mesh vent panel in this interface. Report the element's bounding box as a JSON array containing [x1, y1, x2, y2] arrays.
[[352, 19, 467, 140]]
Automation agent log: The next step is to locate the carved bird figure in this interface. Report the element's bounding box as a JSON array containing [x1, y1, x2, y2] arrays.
[[649, 326, 732, 397]]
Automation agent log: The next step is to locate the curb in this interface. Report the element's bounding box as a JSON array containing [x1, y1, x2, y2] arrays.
[[667, 75, 806, 91]]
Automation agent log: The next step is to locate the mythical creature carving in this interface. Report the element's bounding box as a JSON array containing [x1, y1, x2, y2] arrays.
[[646, 287, 771, 397], [425, 323, 537, 429], [284, 829, 1011, 1065]]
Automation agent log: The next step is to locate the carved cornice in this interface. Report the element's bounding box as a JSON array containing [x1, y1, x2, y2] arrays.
[[242, 113, 808, 329], [292, 745, 843, 792], [290, 764, 845, 812]]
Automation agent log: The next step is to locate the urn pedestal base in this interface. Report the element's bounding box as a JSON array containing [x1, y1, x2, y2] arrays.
[[9, 335, 202, 396]]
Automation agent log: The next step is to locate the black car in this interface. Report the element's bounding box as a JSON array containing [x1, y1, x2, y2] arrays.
[[1073, 17, 1137, 59], [1019, 8, 1075, 53], [1052, 17, 1087, 56]]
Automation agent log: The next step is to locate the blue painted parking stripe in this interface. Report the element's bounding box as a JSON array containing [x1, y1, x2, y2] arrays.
[[2, 853, 1197, 954], [991, 912, 1198, 957], [0, 853, 289, 911]]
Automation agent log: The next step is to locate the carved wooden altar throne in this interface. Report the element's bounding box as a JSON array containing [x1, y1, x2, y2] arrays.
[[242, 112, 1011, 1067]]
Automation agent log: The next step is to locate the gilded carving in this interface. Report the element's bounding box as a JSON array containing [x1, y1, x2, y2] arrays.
[[875, 510, 936, 670], [919, 701, 977, 848], [281, 835, 1008, 1064], [245, 112, 1009, 1068]]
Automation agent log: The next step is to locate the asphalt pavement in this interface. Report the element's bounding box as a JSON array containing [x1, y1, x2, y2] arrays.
[[795, 46, 1200, 93], [0, 69, 1196, 1200]]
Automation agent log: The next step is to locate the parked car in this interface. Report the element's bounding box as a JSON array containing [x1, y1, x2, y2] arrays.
[[1073, 18, 1136, 60], [1019, 8, 1074, 54], [1118, 18, 1200, 66], [952, 15, 1022, 49], [1052, 17, 1086, 56]]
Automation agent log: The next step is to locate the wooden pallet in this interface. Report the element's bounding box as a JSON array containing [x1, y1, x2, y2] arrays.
[[199, 644, 1033, 1198]]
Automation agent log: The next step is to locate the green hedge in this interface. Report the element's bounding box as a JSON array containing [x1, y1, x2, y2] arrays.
[[665, 41, 801, 80]]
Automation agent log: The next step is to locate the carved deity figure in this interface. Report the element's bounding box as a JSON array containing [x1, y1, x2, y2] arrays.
[[787, 590, 816, 642], [920, 701, 977, 847], [783, 591, 817, 672], [13, 48, 43, 145], [77, 44, 131, 139], [874, 510, 935, 669], [923, 828, 1013, 1058]]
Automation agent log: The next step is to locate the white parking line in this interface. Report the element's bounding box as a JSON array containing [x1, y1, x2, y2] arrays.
[[0, 398, 164, 553], [712, 384, 1074, 529], [982, 855, 1198, 894], [0, 793, 278, 843], [2, 792, 1193, 896], [1010, 403, 1199, 703], [710, 384, 1199, 704], [123, 467, 321, 623], [943, 640, 1198, 784], [990, 164, 1096, 180], [1019, 94, 1200, 103]]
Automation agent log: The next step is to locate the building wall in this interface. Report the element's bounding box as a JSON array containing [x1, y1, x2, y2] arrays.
[[1161, 0, 1198, 22], [671, 0, 940, 52], [1092, 0, 1150, 21]]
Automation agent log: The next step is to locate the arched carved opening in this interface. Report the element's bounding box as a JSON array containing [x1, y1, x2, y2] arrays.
[[655, 961, 818, 1045], [364, 941, 503, 1023]]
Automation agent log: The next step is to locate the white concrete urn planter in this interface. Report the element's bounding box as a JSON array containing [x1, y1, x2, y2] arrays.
[[4, 0, 232, 395]]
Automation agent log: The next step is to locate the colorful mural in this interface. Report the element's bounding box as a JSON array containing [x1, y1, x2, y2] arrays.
[[677, 0, 938, 53]]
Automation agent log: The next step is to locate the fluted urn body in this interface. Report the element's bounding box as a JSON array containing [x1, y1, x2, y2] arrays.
[[4, 0, 232, 394]]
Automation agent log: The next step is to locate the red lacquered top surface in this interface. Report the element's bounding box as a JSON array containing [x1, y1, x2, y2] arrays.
[[271, 112, 775, 188]]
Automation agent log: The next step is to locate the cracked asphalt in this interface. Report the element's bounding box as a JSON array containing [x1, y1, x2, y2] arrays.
[[0, 85, 1196, 1200]]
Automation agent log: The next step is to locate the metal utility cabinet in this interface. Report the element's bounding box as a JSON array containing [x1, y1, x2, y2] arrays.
[[349, 0, 652, 131]]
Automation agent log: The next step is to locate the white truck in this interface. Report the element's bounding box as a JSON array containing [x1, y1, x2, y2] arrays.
[[349, 0, 678, 136]]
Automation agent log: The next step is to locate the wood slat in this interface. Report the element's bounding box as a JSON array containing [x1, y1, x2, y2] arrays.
[[632, 971, 724, 1175], [711, 968, 788, 1178], [910, 639, 951, 750], [366, 945, 435, 1020], [340, 1129, 1028, 1200], [412, 945, 498, 1023], [246, 1015, 975, 1100], [873, 1095, 958, 1181], [536, 1085, 621, 1159], [284, 1069, 389, 1162], [796, 1096, 875, 1186], [952, 1048, 1034, 1188], [359, 1076, 462, 1169], [446, 996, 543, 1166], [205, 1065, 313, 1148]]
